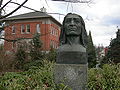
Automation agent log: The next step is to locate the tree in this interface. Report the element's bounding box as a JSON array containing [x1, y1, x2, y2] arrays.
[[87, 31, 97, 68], [105, 29, 120, 64], [45, 47, 57, 62], [30, 33, 43, 61], [0, 0, 28, 19]]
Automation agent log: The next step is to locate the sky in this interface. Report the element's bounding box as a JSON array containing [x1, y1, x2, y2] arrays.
[[2, 0, 120, 46]]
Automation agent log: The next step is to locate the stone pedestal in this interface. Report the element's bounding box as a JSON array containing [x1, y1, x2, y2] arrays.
[[54, 45, 88, 90], [54, 64, 88, 90]]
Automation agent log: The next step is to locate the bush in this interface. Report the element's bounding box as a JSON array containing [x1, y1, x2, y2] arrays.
[[0, 60, 70, 90], [0, 60, 55, 90], [23, 60, 42, 71], [2, 57, 119, 90], [0, 49, 15, 72], [88, 63, 120, 90], [15, 46, 27, 69], [45, 48, 57, 62]]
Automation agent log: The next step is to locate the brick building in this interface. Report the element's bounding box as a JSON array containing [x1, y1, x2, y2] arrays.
[[3, 11, 61, 53]]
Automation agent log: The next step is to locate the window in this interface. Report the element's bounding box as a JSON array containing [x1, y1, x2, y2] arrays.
[[26, 24, 30, 33], [52, 27, 54, 35], [51, 27, 54, 35], [12, 26, 16, 34], [21, 24, 25, 33], [51, 29, 52, 34], [36, 24, 40, 33]]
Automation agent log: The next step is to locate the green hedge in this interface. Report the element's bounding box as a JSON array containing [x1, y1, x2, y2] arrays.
[[0, 61, 120, 90], [88, 64, 120, 90], [0, 60, 70, 90]]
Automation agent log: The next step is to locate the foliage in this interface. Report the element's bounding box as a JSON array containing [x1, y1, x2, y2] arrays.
[[0, 60, 53, 90], [0, 60, 71, 90], [31, 33, 42, 49], [105, 29, 120, 64], [105, 38, 120, 64], [30, 33, 43, 61], [0, 48, 15, 72], [56, 83, 72, 90], [1, 58, 120, 90], [23, 60, 43, 71], [15, 45, 26, 69], [88, 63, 120, 90], [87, 31, 97, 68], [45, 47, 57, 62]]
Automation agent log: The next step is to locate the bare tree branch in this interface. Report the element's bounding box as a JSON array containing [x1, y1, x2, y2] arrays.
[[0, 0, 12, 12], [0, 0, 28, 19], [0, 0, 3, 16], [0, 0, 3, 7], [10, 2, 39, 12]]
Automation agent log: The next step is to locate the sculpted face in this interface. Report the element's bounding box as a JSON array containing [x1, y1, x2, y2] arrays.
[[64, 14, 82, 36]]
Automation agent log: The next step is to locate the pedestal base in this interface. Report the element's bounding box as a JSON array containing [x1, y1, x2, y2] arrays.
[[54, 64, 88, 90]]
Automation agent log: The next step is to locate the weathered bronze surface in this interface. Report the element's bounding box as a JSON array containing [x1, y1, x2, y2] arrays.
[[57, 13, 88, 64], [59, 13, 88, 46]]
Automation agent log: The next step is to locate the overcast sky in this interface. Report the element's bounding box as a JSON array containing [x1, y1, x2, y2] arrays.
[[2, 0, 120, 46]]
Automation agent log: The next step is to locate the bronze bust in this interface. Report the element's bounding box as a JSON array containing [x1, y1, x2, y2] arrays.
[[59, 13, 88, 47], [57, 13, 88, 64]]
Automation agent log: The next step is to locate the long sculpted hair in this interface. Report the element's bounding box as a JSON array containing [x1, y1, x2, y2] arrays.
[[59, 13, 88, 47]]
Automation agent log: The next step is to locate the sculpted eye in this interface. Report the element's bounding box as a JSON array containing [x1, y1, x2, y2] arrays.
[[74, 18, 80, 23], [65, 18, 71, 23]]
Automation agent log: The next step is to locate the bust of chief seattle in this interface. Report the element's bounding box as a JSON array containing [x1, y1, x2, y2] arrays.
[[57, 13, 88, 64]]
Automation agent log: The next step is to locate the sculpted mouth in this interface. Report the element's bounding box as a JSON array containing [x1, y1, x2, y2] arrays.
[[68, 26, 77, 30], [69, 28, 77, 31]]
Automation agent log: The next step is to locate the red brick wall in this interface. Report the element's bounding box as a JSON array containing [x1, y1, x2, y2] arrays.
[[4, 20, 61, 52]]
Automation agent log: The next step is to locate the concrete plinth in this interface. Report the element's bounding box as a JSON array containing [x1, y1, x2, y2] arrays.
[[54, 64, 88, 90]]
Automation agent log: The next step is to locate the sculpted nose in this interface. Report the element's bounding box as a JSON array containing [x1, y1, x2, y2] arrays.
[[70, 19, 75, 26]]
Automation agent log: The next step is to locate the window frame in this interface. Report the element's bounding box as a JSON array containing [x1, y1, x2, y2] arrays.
[[21, 24, 25, 34], [26, 24, 30, 33], [36, 24, 40, 33]]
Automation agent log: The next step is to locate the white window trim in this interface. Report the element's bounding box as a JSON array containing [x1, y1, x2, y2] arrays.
[[36, 24, 40, 33]]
